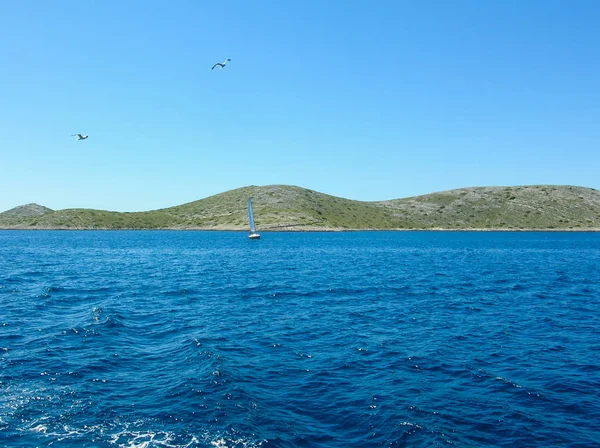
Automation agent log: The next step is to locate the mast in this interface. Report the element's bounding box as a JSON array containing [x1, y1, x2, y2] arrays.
[[248, 198, 256, 233]]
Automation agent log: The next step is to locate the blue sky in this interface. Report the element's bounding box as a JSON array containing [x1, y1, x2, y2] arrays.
[[1, 0, 599, 212]]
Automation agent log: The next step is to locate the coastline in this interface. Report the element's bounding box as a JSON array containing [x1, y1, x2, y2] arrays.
[[1, 226, 599, 232]]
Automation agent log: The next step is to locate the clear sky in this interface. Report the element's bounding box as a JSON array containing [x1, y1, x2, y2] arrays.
[[1, 0, 599, 212]]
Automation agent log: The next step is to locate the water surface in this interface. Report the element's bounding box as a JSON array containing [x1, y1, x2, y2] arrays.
[[1, 231, 599, 447]]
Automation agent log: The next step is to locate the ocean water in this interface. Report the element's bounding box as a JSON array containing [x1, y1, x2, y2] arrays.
[[1, 231, 599, 448]]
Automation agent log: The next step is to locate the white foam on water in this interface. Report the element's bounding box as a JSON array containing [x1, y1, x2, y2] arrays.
[[2, 391, 262, 448], [108, 423, 183, 448], [208, 436, 264, 448], [399, 421, 423, 429], [495, 376, 522, 388]]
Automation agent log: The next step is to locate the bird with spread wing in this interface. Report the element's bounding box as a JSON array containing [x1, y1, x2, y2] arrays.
[[212, 58, 231, 70]]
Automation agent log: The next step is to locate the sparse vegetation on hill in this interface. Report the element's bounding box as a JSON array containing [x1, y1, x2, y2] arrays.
[[1, 185, 599, 231], [379, 185, 600, 230], [0, 203, 53, 227]]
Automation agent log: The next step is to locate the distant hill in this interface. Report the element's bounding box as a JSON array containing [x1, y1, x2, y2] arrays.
[[1, 185, 599, 230], [2, 203, 53, 217], [378, 185, 600, 230], [0, 203, 53, 227]]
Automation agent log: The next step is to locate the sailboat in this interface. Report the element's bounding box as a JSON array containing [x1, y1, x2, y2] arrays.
[[247, 197, 260, 239]]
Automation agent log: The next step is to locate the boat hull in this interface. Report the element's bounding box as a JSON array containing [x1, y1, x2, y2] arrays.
[[249, 233, 261, 239]]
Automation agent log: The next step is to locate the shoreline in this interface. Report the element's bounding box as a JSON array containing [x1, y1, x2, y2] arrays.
[[1, 226, 599, 232]]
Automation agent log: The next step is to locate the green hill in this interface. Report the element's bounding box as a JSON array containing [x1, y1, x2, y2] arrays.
[[0, 203, 54, 227], [1, 185, 599, 230], [378, 185, 600, 230]]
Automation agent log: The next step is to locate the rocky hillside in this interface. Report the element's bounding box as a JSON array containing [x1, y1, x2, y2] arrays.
[[378, 185, 600, 230], [0, 203, 53, 227], [1, 185, 599, 230]]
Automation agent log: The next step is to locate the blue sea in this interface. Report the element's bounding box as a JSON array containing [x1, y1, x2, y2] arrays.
[[1, 231, 599, 447]]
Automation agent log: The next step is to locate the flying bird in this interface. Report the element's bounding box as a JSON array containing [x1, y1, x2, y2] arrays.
[[71, 134, 88, 140], [212, 58, 231, 70]]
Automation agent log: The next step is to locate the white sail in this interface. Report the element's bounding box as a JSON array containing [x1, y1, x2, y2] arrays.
[[248, 198, 257, 233]]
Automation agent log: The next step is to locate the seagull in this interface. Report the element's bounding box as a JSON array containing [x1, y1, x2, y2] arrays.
[[71, 134, 88, 140], [212, 58, 231, 70]]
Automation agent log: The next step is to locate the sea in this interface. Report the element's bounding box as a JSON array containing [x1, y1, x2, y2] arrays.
[[1, 230, 599, 447]]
